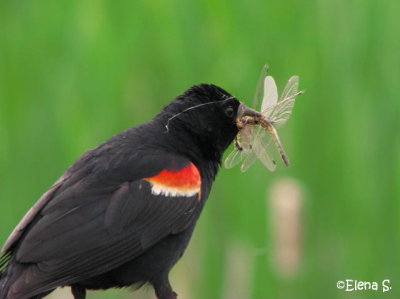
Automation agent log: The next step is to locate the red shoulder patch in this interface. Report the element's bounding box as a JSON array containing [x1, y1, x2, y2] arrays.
[[143, 162, 201, 197]]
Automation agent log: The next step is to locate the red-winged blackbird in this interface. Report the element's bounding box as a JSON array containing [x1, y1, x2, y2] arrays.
[[0, 84, 260, 299]]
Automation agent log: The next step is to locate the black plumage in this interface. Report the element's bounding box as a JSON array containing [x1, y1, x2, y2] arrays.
[[0, 84, 244, 299]]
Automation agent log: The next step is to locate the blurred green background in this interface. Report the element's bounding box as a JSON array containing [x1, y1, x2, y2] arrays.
[[1, 0, 399, 298]]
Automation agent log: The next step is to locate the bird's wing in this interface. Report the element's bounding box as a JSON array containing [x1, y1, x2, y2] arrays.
[[1, 175, 67, 254], [6, 149, 203, 295]]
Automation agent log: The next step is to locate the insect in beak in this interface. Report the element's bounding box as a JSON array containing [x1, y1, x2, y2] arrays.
[[226, 71, 303, 172], [236, 103, 263, 128]]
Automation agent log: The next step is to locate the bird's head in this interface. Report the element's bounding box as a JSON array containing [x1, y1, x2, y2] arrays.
[[156, 84, 259, 163]]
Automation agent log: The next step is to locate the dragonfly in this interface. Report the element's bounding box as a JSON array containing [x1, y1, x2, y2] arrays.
[[224, 68, 304, 172]]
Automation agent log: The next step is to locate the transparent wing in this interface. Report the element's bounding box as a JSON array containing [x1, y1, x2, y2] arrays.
[[265, 97, 296, 127], [280, 75, 299, 102], [252, 64, 269, 109], [240, 126, 276, 172], [224, 148, 246, 169], [224, 126, 253, 169], [240, 151, 258, 172], [261, 76, 278, 113], [239, 125, 261, 172], [265, 76, 302, 127], [253, 129, 277, 171]]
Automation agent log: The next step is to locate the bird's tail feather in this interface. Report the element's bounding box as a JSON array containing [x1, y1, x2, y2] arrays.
[[0, 276, 10, 299], [0, 253, 25, 299], [0, 272, 11, 299], [0, 259, 56, 299], [0, 252, 11, 299]]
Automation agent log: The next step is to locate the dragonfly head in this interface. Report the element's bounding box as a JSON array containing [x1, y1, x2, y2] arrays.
[[236, 102, 263, 129]]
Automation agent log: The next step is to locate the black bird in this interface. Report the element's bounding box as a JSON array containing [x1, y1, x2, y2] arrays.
[[0, 84, 259, 299]]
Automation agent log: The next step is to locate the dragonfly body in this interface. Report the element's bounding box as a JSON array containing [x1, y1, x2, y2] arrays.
[[225, 71, 304, 172]]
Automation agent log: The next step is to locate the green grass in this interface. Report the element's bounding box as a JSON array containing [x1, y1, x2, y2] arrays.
[[1, 0, 399, 298]]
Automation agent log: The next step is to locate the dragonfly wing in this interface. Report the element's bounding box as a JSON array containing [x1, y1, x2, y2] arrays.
[[265, 76, 301, 127], [239, 126, 276, 172], [261, 76, 278, 113], [238, 126, 258, 171], [224, 127, 253, 169], [266, 97, 296, 127], [252, 64, 269, 109], [253, 130, 277, 171], [224, 148, 245, 169], [280, 75, 299, 102], [240, 151, 258, 172]]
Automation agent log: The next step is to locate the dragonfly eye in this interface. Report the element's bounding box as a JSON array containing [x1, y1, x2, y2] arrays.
[[225, 106, 235, 118]]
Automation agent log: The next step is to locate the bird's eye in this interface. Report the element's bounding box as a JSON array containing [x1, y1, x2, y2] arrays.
[[225, 106, 235, 118]]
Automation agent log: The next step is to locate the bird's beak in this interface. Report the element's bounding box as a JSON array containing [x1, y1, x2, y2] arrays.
[[236, 102, 262, 128]]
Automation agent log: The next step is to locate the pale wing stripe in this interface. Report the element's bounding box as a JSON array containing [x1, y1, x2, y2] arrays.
[[262, 76, 278, 113]]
